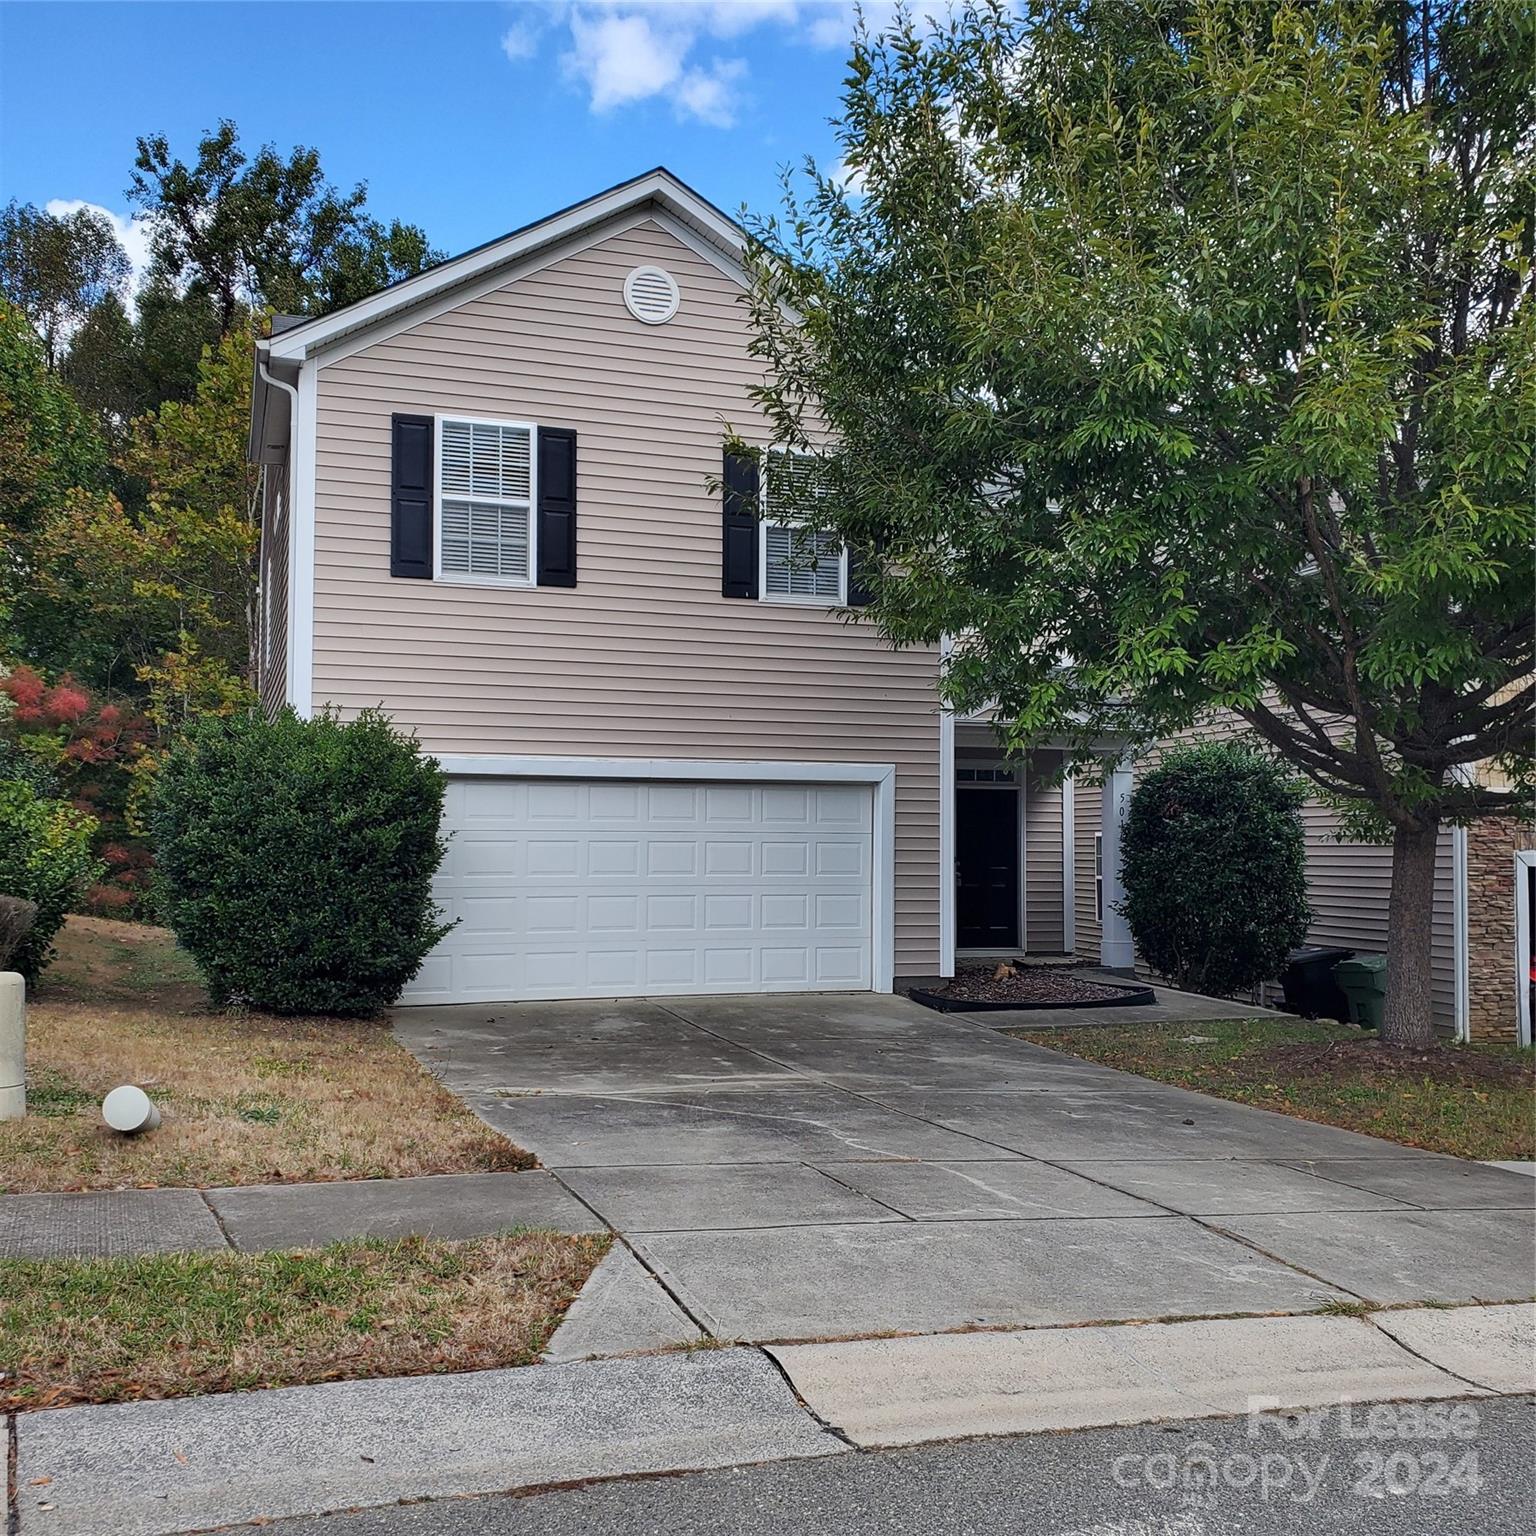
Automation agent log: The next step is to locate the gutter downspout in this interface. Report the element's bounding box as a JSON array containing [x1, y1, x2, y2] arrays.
[[256, 355, 302, 711]]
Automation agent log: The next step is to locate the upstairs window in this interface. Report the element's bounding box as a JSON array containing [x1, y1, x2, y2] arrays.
[[760, 450, 847, 605], [437, 417, 536, 584]]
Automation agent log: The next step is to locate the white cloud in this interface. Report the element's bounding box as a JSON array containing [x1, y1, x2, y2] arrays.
[[808, 2, 949, 50], [829, 155, 866, 194], [674, 57, 748, 128], [502, 3, 854, 126], [564, 9, 694, 113], [805, 2, 859, 49], [501, 20, 544, 60], [45, 199, 153, 312], [501, 2, 957, 127]]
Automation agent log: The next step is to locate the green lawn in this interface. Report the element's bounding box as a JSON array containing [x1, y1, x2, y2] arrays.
[[1, 1231, 610, 1410], [1010, 1016, 1534, 1161]]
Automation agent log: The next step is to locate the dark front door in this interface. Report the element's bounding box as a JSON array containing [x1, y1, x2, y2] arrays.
[[957, 787, 1020, 949]]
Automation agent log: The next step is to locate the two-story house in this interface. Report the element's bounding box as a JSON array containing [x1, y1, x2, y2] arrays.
[[249, 168, 1139, 1006]]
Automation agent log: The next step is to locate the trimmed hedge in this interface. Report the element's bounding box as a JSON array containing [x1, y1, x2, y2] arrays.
[[150, 709, 454, 1015], [0, 781, 101, 982], [1121, 742, 1311, 997]]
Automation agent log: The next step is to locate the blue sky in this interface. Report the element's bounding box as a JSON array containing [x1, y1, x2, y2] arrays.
[[0, 1, 879, 283]]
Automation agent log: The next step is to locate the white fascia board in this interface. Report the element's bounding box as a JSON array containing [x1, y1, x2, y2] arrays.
[[266, 171, 745, 364]]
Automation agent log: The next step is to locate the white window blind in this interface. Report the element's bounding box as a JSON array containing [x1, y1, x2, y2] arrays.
[[762, 449, 844, 602], [764, 523, 843, 599], [439, 419, 533, 580]]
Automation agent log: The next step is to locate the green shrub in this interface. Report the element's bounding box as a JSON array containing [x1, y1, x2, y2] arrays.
[[1120, 742, 1312, 996], [0, 737, 57, 798], [0, 781, 101, 982], [149, 709, 454, 1015]]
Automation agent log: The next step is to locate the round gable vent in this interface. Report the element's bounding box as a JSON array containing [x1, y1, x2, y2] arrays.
[[623, 265, 681, 325]]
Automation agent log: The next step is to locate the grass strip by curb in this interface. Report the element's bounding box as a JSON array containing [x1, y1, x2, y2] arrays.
[[1011, 1016, 1534, 1161], [0, 1230, 610, 1411]]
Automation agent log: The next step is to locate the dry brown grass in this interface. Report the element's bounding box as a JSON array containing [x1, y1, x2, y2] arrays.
[[3, 917, 531, 1192], [1, 1231, 610, 1410]]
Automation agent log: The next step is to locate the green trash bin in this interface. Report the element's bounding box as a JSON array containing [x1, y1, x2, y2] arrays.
[[1332, 954, 1387, 1030]]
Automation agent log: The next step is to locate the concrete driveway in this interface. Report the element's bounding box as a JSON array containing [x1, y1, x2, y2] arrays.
[[395, 993, 1535, 1345]]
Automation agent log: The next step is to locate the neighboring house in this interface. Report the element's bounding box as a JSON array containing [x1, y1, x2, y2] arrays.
[[248, 167, 1532, 1038], [1063, 723, 1535, 1046]]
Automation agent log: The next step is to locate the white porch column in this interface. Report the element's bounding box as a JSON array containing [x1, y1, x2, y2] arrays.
[[1099, 759, 1135, 971], [937, 636, 956, 978]]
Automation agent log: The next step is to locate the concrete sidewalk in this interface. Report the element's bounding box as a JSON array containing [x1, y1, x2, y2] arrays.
[[0, 1170, 602, 1260], [15, 1303, 1533, 1536]]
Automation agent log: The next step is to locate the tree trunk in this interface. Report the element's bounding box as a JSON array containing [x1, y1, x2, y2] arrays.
[[1382, 818, 1440, 1048]]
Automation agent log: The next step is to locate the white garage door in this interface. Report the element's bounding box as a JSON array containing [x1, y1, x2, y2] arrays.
[[403, 777, 874, 1004]]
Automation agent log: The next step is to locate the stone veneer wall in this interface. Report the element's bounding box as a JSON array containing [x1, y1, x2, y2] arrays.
[[1465, 815, 1535, 1042]]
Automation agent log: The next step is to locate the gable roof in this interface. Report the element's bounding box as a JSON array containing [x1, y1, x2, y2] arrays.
[[259, 167, 747, 366]]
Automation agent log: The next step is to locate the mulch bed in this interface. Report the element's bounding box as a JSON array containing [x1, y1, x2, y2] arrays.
[[940, 968, 1143, 1004], [1256, 1038, 1536, 1090], [911, 966, 1156, 1011]]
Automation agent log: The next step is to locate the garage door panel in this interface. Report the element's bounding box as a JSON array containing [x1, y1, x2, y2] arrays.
[[403, 778, 875, 1005]]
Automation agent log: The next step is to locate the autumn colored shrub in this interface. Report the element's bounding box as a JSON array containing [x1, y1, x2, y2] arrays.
[[0, 664, 155, 915]]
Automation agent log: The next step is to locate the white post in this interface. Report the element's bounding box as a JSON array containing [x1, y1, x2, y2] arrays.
[[0, 971, 24, 1120], [1061, 774, 1076, 956], [1099, 761, 1135, 971], [937, 635, 956, 979]]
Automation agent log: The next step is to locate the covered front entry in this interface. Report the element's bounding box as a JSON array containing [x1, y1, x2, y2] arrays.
[[947, 728, 1135, 969], [402, 766, 884, 1005]]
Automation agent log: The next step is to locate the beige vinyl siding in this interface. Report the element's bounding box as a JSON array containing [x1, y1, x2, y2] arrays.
[[258, 460, 289, 716], [1292, 808, 1456, 1025], [307, 217, 941, 973], [1025, 753, 1065, 952]]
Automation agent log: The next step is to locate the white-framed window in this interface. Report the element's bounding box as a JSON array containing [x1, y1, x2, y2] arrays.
[[1094, 832, 1104, 922], [435, 416, 537, 586], [760, 449, 847, 606]]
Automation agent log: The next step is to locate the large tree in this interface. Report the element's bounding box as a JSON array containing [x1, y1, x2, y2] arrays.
[[745, 0, 1535, 1046], [0, 201, 131, 370], [21, 327, 259, 695], [129, 119, 442, 329]]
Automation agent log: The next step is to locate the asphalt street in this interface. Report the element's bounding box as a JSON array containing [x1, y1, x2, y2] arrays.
[[261, 1395, 1534, 1536]]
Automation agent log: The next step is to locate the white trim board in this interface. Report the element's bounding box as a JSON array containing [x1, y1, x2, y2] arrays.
[[432, 414, 539, 589], [433, 754, 898, 993], [1515, 849, 1535, 1050]]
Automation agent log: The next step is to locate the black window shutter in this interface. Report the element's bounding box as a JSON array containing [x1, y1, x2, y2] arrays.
[[537, 427, 578, 587], [847, 547, 876, 607], [390, 414, 433, 579], [721, 449, 759, 599]]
